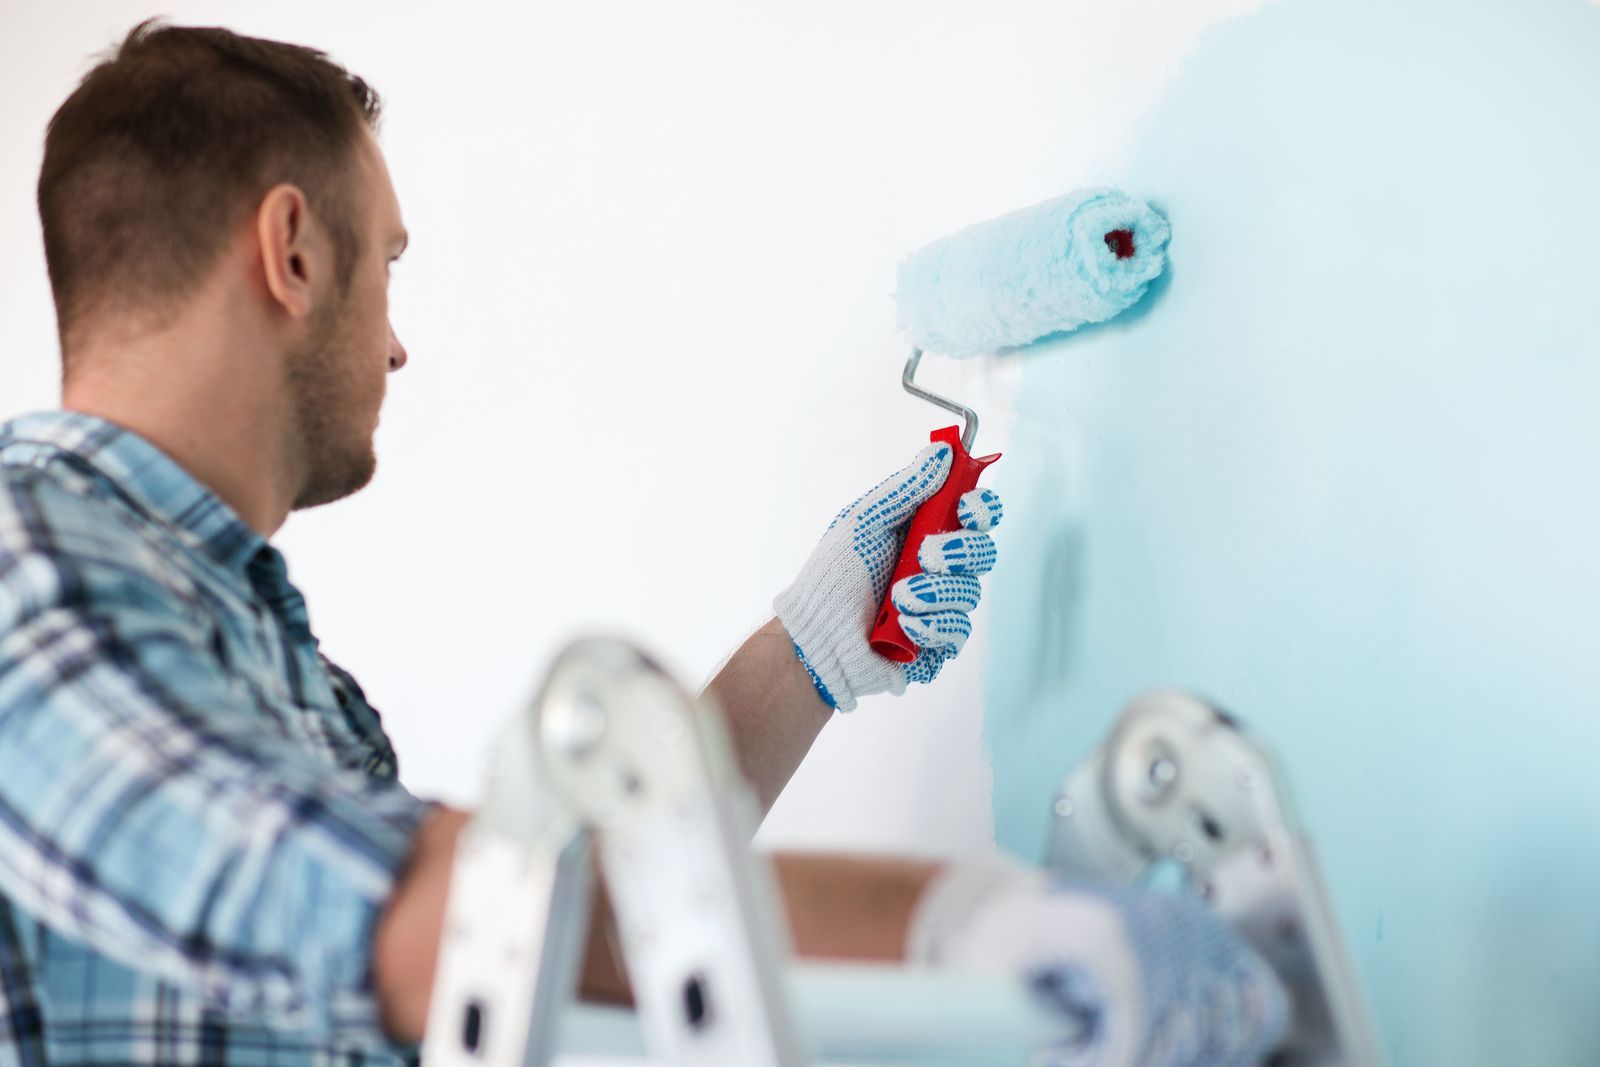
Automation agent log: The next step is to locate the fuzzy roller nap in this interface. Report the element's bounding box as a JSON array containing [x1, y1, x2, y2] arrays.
[[895, 187, 1171, 358], [867, 188, 1170, 661]]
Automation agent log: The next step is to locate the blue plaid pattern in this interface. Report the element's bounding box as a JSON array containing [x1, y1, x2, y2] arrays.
[[0, 411, 432, 1066]]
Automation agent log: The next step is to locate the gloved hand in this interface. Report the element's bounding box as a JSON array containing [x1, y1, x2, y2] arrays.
[[906, 856, 1288, 1067], [774, 441, 1003, 712]]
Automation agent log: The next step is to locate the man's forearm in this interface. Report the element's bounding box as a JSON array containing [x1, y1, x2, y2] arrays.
[[374, 805, 470, 1041], [703, 616, 833, 817]]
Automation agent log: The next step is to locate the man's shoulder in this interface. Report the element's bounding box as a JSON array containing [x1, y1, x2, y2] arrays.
[[2, 455, 157, 560], [0, 460, 203, 622]]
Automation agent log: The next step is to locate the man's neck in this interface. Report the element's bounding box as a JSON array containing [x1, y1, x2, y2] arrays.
[[61, 305, 298, 538]]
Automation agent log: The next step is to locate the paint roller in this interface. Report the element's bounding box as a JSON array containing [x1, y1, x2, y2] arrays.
[[868, 188, 1172, 661]]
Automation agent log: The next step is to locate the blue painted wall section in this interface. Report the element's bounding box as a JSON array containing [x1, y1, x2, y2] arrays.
[[983, 1, 1600, 1062]]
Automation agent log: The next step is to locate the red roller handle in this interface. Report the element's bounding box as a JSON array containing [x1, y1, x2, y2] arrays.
[[869, 425, 1002, 663]]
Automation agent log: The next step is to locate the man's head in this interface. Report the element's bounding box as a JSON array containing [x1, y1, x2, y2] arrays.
[[38, 20, 408, 511]]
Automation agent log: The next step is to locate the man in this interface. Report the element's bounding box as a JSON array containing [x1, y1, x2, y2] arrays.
[[0, 20, 1285, 1066]]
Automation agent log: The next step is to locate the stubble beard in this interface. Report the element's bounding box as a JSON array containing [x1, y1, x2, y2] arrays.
[[286, 299, 379, 512]]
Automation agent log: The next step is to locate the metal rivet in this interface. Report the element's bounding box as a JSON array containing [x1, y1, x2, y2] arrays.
[[546, 689, 607, 759], [1150, 758, 1178, 787]]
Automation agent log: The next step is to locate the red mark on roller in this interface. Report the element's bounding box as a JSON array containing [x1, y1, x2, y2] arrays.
[[1104, 229, 1136, 259]]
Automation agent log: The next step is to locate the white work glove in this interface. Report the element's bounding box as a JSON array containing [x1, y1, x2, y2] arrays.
[[907, 856, 1288, 1067], [775, 441, 1004, 711]]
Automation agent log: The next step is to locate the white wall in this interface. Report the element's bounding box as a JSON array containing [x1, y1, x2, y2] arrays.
[[0, 0, 1260, 859]]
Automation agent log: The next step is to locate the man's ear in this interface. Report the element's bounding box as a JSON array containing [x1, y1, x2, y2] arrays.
[[257, 183, 318, 320]]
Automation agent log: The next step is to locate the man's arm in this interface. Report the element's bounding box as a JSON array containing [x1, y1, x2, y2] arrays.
[[703, 616, 833, 817], [371, 806, 472, 1037]]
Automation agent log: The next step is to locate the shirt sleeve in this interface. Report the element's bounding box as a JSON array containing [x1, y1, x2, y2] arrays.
[[0, 520, 434, 1047]]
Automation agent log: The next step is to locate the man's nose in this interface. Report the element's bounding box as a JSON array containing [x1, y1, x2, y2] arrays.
[[387, 323, 408, 372]]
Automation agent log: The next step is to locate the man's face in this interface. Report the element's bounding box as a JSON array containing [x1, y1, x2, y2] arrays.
[[287, 132, 408, 511]]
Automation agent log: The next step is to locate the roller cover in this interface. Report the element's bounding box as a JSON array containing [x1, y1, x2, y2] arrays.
[[895, 188, 1171, 358]]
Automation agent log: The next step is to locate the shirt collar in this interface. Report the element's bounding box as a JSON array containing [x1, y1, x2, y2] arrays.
[[0, 410, 269, 573]]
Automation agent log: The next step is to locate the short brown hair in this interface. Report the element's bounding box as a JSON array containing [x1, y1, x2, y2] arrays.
[[38, 19, 380, 360]]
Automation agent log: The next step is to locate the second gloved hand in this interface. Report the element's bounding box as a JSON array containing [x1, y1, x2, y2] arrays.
[[906, 855, 1289, 1067], [774, 442, 1004, 712]]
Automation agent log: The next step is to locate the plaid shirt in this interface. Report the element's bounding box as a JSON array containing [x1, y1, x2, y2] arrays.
[[0, 411, 433, 1066]]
